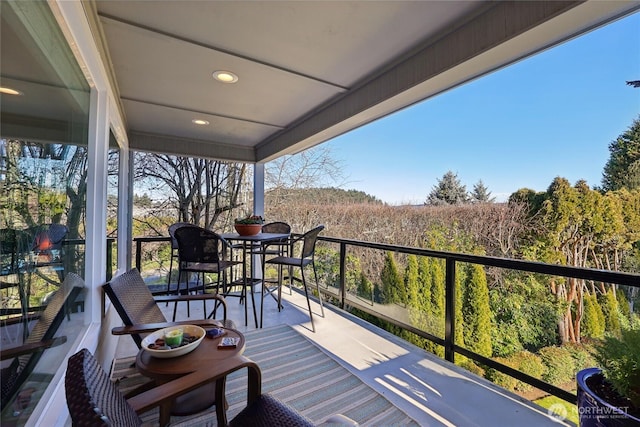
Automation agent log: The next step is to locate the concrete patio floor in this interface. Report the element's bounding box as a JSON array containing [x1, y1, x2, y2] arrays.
[[115, 286, 575, 426]]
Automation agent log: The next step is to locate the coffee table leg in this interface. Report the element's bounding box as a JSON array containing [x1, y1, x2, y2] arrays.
[[216, 378, 228, 426], [159, 401, 172, 426]]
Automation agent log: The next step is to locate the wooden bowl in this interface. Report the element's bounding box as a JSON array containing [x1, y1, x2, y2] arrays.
[[234, 223, 262, 236]]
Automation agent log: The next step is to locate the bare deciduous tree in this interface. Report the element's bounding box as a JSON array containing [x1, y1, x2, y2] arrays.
[[265, 145, 346, 205], [134, 153, 247, 230]]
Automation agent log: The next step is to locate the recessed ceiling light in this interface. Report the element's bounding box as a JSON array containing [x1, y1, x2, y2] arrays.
[[192, 119, 210, 125], [0, 87, 23, 96], [212, 70, 238, 83]]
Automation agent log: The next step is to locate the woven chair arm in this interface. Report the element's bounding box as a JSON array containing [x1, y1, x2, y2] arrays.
[[0, 311, 42, 325], [218, 234, 235, 251], [0, 336, 67, 360], [154, 293, 227, 305], [155, 292, 229, 322], [111, 319, 223, 335], [127, 355, 261, 415]]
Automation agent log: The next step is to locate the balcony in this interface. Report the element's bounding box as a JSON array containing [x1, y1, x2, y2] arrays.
[[115, 278, 569, 426], [118, 234, 640, 426], [3, 2, 640, 425]]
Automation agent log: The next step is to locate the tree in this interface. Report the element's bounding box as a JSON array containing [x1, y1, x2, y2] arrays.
[[601, 116, 640, 192], [380, 252, 404, 304], [417, 256, 431, 309], [582, 292, 605, 339], [404, 255, 420, 308], [426, 171, 468, 205], [134, 193, 153, 208], [265, 145, 346, 206], [600, 289, 621, 336], [514, 177, 635, 344], [470, 180, 495, 203], [134, 153, 246, 230], [461, 263, 492, 357], [427, 257, 445, 357]]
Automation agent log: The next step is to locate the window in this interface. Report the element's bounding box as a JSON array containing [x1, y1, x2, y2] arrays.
[[0, 1, 90, 422]]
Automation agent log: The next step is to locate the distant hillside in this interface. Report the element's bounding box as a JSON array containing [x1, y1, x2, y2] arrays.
[[266, 187, 383, 205]]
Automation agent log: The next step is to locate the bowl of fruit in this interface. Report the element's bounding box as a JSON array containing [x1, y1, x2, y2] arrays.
[[141, 325, 205, 358]]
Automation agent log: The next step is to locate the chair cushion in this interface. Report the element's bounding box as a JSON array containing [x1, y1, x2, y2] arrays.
[[229, 394, 315, 427]]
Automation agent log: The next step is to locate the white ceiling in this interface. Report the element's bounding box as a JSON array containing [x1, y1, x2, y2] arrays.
[[3, 1, 639, 163]]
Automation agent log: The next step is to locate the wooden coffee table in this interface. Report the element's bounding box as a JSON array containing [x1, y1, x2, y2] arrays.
[[136, 327, 246, 426]]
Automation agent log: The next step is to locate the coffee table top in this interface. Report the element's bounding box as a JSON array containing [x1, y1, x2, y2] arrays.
[[136, 327, 245, 379]]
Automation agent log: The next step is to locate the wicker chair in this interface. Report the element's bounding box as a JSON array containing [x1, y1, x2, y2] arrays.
[[65, 348, 315, 427], [173, 225, 242, 320], [31, 223, 68, 280], [264, 225, 325, 332], [1, 272, 84, 410], [166, 222, 193, 300], [103, 268, 236, 349], [250, 222, 291, 323]]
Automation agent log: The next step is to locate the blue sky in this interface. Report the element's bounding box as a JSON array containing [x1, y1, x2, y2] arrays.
[[324, 11, 640, 205]]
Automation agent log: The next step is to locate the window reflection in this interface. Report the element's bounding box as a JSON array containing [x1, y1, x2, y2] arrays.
[[0, 1, 90, 423]]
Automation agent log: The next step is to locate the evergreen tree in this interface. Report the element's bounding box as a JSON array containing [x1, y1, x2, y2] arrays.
[[582, 292, 605, 339], [618, 290, 631, 323], [380, 252, 403, 304], [426, 171, 468, 205], [461, 263, 492, 357], [454, 264, 466, 351], [427, 258, 446, 357], [357, 272, 373, 300], [417, 256, 432, 309], [602, 116, 640, 191], [404, 255, 420, 308], [471, 180, 495, 203], [600, 289, 621, 336]]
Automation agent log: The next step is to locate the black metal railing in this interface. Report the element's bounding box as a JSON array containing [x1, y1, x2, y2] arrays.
[[133, 234, 640, 404]]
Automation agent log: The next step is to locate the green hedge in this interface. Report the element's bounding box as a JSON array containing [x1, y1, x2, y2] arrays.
[[538, 346, 575, 386], [485, 351, 546, 393]]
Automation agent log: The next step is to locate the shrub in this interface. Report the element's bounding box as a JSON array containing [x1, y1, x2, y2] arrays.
[[565, 342, 596, 372], [538, 346, 575, 386], [458, 359, 486, 378], [485, 357, 517, 392], [484, 351, 546, 393], [511, 351, 546, 392], [593, 326, 640, 407]]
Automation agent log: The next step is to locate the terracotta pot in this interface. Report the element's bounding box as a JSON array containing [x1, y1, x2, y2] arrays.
[[234, 223, 262, 236]]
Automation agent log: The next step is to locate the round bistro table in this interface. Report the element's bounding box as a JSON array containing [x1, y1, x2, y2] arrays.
[[136, 327, 246, 423]]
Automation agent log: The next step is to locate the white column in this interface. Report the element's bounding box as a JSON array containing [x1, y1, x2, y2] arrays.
[[85, 87, 109, 324], [253, 163, 265, 217], [252, 163, 265, 280], [116, 146, 130, 274]]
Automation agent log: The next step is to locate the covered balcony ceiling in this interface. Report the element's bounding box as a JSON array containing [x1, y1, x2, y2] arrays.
[[3, 1, 639, 163]]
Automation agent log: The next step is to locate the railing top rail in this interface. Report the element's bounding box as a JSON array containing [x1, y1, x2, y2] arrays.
[[132, 236, 171, 243], [317, 235, 640, 288], [132, 233, 639, 287]]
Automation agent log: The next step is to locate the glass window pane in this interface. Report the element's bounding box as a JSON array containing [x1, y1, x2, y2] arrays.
[[1, 1, 90, 423]]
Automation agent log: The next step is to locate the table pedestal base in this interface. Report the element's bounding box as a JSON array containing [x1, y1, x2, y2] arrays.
[[170, 382, 218, 416]]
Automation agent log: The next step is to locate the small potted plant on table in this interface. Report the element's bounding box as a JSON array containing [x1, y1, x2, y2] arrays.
[[576, 326, 640, 426], [234, 215, 264, 236]]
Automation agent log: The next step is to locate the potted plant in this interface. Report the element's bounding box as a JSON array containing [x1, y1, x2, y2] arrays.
[[234, 215, 264, 236], [577, 326, 640, 426]]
